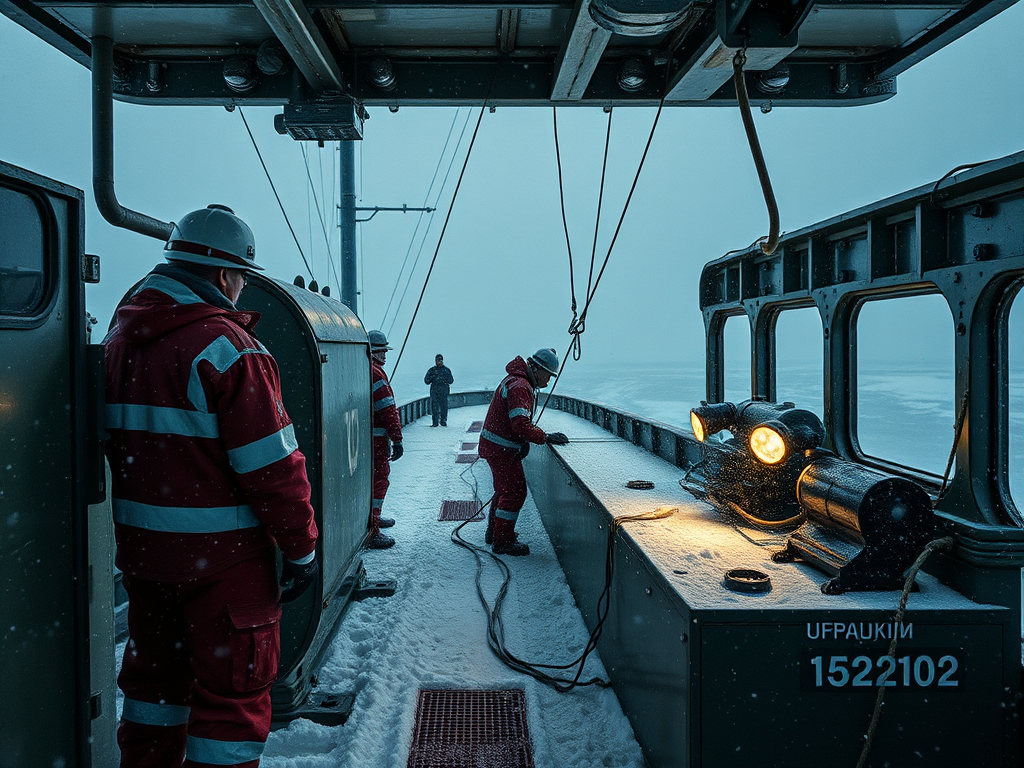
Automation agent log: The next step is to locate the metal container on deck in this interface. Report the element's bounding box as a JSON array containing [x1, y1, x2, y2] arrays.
[[238, 275, 372, 714]]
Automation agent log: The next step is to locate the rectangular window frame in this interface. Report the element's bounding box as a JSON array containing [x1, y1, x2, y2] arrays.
[[0, 180, 58, 329]]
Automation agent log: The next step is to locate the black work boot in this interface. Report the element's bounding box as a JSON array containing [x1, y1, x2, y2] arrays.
[[484, 508, 496, 545], [378, 517, 395, 528], [367, 532, 395, 549], [492, 539, 530, 556]]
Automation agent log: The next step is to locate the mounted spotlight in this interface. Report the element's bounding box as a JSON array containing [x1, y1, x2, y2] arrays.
[[368, 57, 396, 91], [223, 56, 258, 93], [589, 0, 690, 36], [616, 58, 649, 92], [256, 40, 288, 76], [689, 399, 824, 526]]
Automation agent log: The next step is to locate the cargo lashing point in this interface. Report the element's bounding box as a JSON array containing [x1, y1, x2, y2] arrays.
[[723, 568, 772, 593], [271, 689, 355, 729]]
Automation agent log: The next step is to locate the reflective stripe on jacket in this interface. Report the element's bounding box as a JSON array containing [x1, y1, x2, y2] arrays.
[[478, 356, 547, 459], [372, 360, 403, 444], [104, 268, 318, 580]]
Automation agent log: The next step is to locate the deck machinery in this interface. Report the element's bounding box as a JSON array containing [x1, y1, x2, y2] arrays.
[[0, 0, 1020, 766]]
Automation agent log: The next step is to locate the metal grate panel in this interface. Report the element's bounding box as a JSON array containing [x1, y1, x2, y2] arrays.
[[461, 442, 478, 451], [467, 421, 483, 432], [408, 688, 534, 768], [438, 500, 485, 522], [455, 453, 479, 463]]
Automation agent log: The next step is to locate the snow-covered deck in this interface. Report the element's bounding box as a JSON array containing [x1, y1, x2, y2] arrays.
[[263, 404, 645, 767]]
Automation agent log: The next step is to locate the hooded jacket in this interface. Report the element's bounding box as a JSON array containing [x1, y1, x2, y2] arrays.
[[479, 356, 547, 459], [104, 265, 318, 581]]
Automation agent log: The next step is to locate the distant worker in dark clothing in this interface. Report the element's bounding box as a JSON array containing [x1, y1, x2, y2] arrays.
[[424, 354, 454, 427], [368, 330, 403, 549], [479, 349, 569, 556], [104, 205, 319, 768]]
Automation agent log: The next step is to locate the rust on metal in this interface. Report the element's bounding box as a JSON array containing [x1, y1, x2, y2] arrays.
[[407, 688, 534, 768], [438, 500, 485, 522]]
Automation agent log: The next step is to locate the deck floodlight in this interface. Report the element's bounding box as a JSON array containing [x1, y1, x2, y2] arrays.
[[617, 58, 648, 92], [690, 399, 824, 526], [368, 57, 396, 91], [689, 402, 737, 442]]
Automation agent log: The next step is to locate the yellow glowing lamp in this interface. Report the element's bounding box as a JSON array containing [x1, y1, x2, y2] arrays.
[[690, 411, 705, 442], [749, 425, 787, 464]]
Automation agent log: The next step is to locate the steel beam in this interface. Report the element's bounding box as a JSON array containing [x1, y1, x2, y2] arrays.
[[551, 0, 611, 100], [252, 0, 345, 92]]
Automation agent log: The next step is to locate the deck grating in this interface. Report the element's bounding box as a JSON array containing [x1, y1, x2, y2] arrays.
[[461, 442, 478, 451], [438, 500, 485, 522], [467, 421, 484, 433], [455, 453, 479, 463], [407, 688, 534, 768]]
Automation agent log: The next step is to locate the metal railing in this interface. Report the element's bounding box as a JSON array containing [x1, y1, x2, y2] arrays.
[[401, 390, 702, 470]]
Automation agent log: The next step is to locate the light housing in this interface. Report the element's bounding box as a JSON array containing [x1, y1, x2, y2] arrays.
[[749, 424, 786, 464], [689, 402, 738, 442]]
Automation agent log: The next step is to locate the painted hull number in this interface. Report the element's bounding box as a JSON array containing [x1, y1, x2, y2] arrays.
[[803, 651, 961, 690]]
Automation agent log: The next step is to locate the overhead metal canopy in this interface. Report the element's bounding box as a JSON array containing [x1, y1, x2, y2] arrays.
[[1, 0, 1018, 113]]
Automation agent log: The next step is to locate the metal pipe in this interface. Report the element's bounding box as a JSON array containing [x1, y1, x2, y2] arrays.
[[339, 141, 358, 314], [91, 36, 174, 241]]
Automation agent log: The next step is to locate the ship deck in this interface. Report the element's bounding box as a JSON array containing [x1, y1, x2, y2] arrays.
[[262, 404, 645, 767]]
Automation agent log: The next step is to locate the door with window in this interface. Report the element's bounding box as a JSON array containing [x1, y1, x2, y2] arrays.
[[0, 162, 100, 766]]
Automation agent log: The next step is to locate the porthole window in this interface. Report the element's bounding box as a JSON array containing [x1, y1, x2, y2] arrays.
[[856, 294, 955, 476], [1009, 288, 1022, 512], [0, 186, 49, 317], [723, 314, 751, 403], [775, 307, 824, 419]]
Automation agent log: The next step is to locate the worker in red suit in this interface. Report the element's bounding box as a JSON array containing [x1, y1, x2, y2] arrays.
[[367, 330, 404, 549], [104, 205, 319, 768], [479, 349, 569, 556]]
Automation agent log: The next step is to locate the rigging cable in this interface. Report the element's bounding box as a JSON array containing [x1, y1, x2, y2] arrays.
[[732, 49, 781, 256], [238, 107, 315, 280], [379, 108, 466, 329], [301, 143, 342, 291], [538, 100, 665, 423], [389, 81, 495, 377], [553, 106, 614, 362], [853, 536, 955, 768], [385, 108, 474, 338]]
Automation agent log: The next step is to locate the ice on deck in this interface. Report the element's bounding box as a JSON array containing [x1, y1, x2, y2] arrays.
[[263, 405, 645, 767]]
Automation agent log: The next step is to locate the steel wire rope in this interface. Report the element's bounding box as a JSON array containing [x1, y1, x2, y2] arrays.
[[301, 144, 343, 292], [553, 107, 614, 362], [384, 108, 474, 338], [379, 108, 465, 329], [238, 107, 315, 280], [732, 49, 780, 256], [388, 95, 489, 376], [537, 100, 665, 423]]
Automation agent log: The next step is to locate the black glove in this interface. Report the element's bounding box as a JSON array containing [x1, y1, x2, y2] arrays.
[[516, 443, 531, 460], [545, 432, 569, 446], [390, 442, 404, 461], [280, 557, 319, 603]]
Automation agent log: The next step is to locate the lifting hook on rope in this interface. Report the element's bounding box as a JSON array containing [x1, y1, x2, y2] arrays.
[[732, 49, 781, 256]]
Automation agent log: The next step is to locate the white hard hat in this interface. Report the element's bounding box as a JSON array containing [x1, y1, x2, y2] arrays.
[[529, 348, 559, 375], [368, 330, 392, 350], [165, 204, 264, 271]]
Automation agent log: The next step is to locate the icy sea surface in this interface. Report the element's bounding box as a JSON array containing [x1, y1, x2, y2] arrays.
[[395, 360, 1024, 505]]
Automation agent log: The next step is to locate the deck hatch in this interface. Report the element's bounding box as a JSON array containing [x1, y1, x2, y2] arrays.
[[438, 500, 484, 522], [407, 688, 534, 768], [467, 421, 483, 432]]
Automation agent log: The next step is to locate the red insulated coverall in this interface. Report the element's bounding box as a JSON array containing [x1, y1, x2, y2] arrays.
[[104, 269, 318, 768], [371, 358, 403, 535], [479, 356, 548, 546]]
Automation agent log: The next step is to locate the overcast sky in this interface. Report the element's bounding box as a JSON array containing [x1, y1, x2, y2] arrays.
[[1, 7, 1022, 397]]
